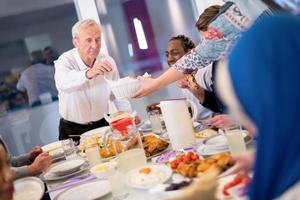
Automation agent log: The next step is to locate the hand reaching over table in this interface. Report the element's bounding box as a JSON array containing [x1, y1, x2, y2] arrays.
[[132, 77, 159, 98]]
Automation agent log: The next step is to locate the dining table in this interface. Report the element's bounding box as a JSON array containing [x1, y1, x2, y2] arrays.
[[42, 122, 250, 200]]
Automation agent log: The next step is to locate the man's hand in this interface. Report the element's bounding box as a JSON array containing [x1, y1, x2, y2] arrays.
[[28, 152, 52, 175], [86, 60, 112, 79], [29, 146, 42, 162]]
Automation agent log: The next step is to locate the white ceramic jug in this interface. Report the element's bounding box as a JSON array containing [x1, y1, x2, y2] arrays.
[[160, 98, 196, 150]]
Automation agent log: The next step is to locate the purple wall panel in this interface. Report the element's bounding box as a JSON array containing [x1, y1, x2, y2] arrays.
[[122, 0, 162, 75]]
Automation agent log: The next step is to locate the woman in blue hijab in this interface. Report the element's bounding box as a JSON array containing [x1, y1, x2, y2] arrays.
[[216, 14, 300, 199]]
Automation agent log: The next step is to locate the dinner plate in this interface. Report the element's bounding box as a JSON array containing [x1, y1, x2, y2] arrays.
[[41, 161, 89, 182], [202, 131, 252, 151], [13, 177, 45, 200], [54, 179, 111, 200], [126, 164, 172, 189], [197, 145, 229, 157], [81, 126, 111, 138], [50, 159, 86, 176]]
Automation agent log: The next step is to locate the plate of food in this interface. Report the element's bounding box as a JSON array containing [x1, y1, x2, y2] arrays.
[[54, 179, 111, 200], [195, 129, 218, 139], [13, 177, 45, 200], [126, 164, 172, 189], [142, 134, 170, 159], [169, 152, 232, 178]]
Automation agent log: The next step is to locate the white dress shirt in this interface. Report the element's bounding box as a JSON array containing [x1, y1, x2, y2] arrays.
[[194, 64, 213, 92], [54, 48, 120, 124]]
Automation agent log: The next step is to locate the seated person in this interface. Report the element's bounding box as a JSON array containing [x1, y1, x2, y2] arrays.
[[165, 35, 213, 119], [0, 145, 14, 200], [0, 136, 51, 179]]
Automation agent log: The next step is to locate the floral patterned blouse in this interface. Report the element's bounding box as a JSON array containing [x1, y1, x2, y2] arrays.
[[174, 2, 250, 74]]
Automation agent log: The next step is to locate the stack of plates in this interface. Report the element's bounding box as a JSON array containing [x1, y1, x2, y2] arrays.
[[41, 159, 88, 181]]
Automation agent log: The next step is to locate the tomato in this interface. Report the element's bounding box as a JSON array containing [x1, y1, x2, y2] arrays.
[[191, 154, 199, 161], [232, 175, 243, 185], [170, 161, 178, 169], [222, 184, 231, 196], [187, 151, 194, 158], [177, 155, 184, 163], [183, 155, 191, 163]]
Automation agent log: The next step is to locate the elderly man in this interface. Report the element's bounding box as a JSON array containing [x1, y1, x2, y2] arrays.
[[54, 19, 125, 141]]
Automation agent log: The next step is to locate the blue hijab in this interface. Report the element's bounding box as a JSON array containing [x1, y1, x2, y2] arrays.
[[228, 14, 300, 199]]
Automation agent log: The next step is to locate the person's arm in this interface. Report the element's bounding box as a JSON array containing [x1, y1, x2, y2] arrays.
[[11, 166, 29, 180], [9, 153, 32, 167], [16, 75, 26, 92], [133, 66, 185, 98], [54, 57, 89, 92]]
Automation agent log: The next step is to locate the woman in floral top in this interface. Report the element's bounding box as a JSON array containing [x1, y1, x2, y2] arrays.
[[133, 1, 270, 98]]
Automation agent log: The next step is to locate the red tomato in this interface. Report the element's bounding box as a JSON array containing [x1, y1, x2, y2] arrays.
[[191, 154, 199, 161], [222, 184, 230, 196], [177, 155, 184, 163], [170, 161, 178, 169], [183, 155, 191, 163], [187, 151, 194, 158]]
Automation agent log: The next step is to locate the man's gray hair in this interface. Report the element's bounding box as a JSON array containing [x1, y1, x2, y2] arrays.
[[71, 19, 99, 38]]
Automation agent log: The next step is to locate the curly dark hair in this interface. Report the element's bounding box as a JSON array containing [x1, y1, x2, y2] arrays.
[[169, 35, 196, 53]]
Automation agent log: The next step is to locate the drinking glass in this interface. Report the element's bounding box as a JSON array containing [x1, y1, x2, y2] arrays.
[[148, 109, 164, 134], [61, 139, 77, 160], [107, 165, 128, 200], [224, 124, 247, 156]]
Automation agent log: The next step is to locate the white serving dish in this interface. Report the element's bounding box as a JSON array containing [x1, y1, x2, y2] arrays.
[[109, 77, 141, 99], [90, 161, 117, 179]]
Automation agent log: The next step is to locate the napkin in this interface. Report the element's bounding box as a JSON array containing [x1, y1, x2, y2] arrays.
[[46, 174, 97, 193]]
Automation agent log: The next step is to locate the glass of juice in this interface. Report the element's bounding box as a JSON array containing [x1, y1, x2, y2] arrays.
[[224, 124, 247, 156]]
